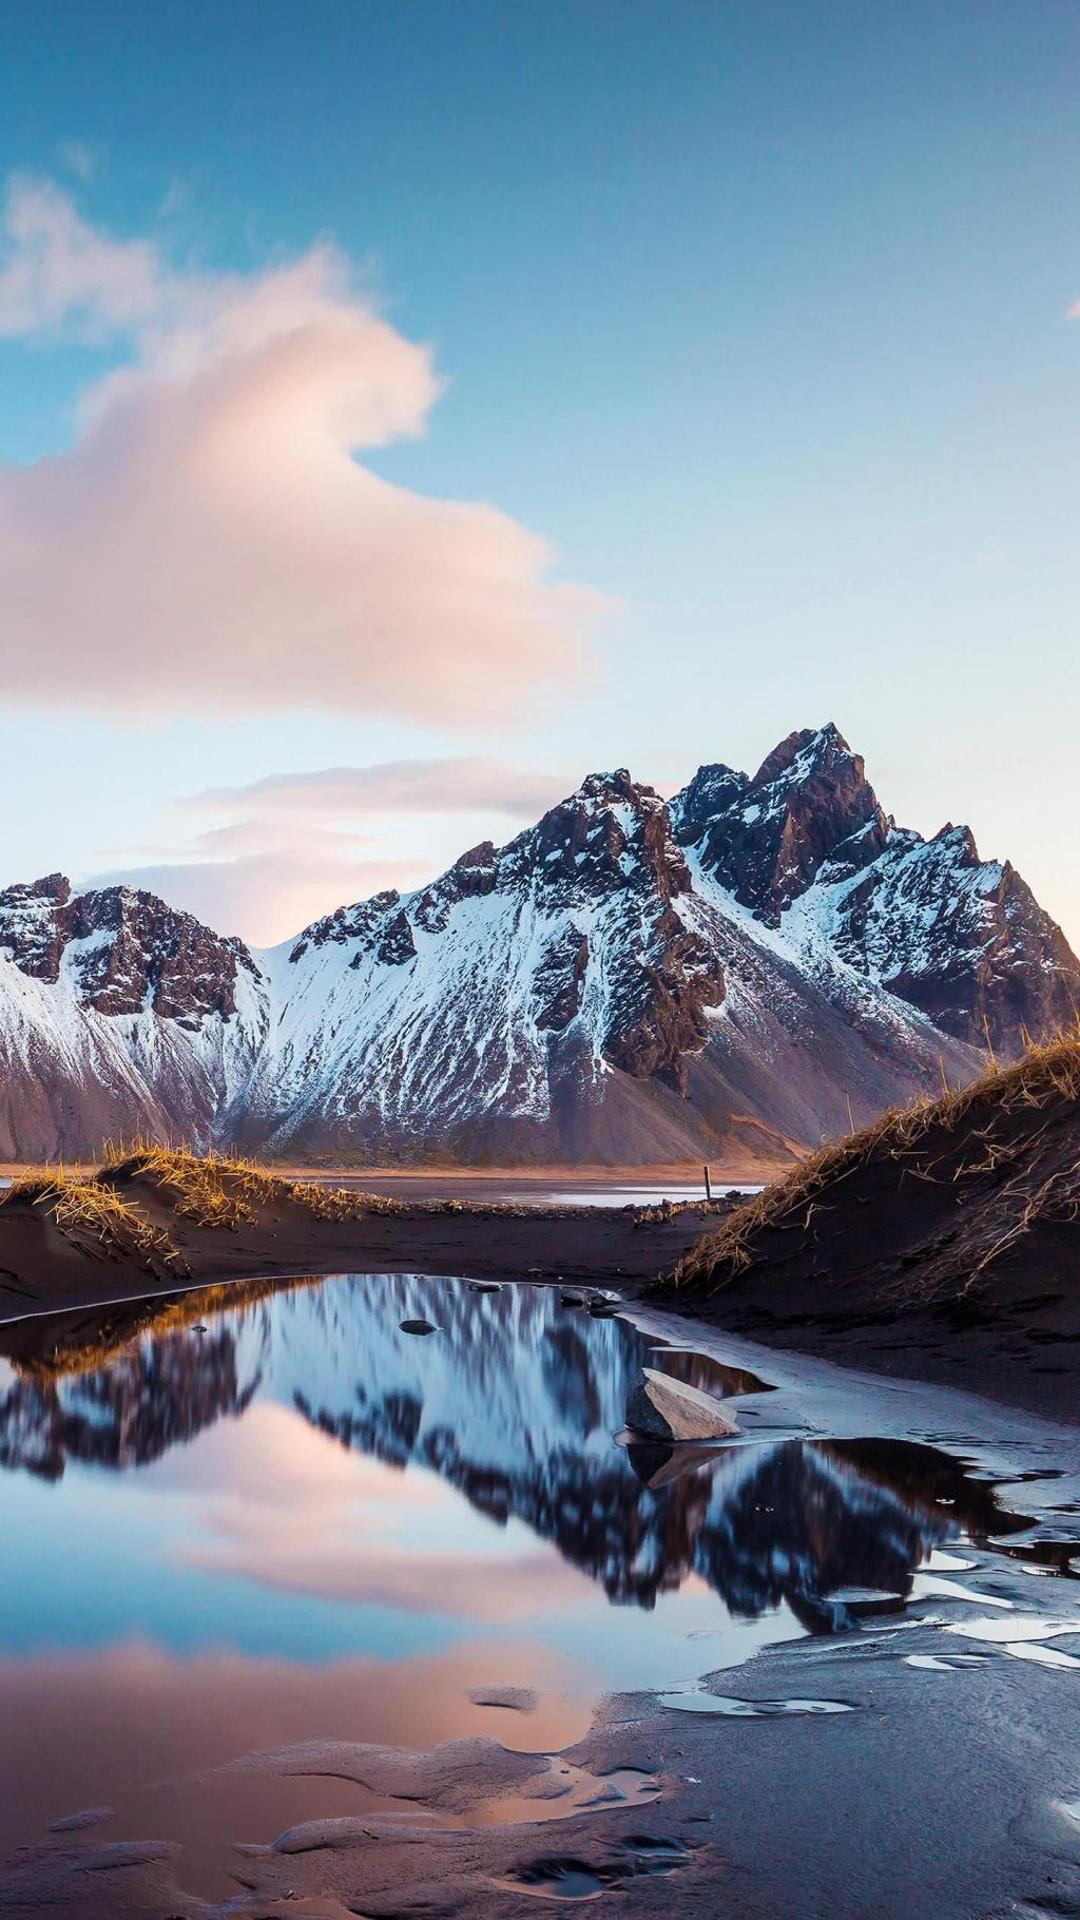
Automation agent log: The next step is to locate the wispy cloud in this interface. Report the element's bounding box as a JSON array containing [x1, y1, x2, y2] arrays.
[[191, 756, 571, 818], [56, 140, 99, 185], [93, 753, 569, 943], [0, 176, 603, 723], [0, 174, 158, 338]]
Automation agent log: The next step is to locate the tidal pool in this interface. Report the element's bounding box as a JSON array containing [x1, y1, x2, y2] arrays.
[[0, 1270, 1074, 1901]]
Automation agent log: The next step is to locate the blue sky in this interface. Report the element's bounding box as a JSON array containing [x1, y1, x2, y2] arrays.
[[0, 0, 1077, 944]]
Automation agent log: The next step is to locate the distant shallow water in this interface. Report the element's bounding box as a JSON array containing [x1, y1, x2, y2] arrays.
[[0, 1172, 761, 1205], [296, 1175, 766, 1207], [522, 1183, 764, 1207], [1, 1271, 1078, 1901]]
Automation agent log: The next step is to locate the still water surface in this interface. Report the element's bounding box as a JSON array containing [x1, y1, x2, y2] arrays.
[[0, 1271, 1072, 1897]]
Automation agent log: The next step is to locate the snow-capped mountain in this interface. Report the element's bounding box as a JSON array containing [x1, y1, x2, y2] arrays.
[[0, 726, 1075, 1161], [0, 873, 266, 1159]]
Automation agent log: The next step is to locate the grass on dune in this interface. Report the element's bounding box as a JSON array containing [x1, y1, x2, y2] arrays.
[[4, 1141, 434, 1255], [91, 1143, 613, 1222], [675, 1029, 1080, 1294], [6, 1165, 185, 1269], [99, 1140, 410, 1230], [2, 1137, 740, 1260]]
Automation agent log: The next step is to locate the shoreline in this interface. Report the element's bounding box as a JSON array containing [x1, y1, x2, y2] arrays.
[[0, 1202, 1075, 1425], [0, 1117, 1076, 1423], [0, 1158, 784, 1202]]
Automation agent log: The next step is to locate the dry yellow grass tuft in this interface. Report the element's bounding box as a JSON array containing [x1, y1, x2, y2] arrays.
[[97, 1139, 408, 1230], [675, 1029, 1080, 1293], [102, 1140, 290, 1229], [4, 1166, 184, 1270]]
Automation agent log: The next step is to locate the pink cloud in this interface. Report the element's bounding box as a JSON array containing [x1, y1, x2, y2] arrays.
[[151, 1403, 600, 1622], [0, 175, 159, 338], [0, 179, 603, 723], [191, 756, 571, 818], [183, 1532, 595, 1619]]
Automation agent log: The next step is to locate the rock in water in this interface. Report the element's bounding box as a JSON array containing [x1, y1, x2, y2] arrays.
[[626, 1367, 739, 1441]]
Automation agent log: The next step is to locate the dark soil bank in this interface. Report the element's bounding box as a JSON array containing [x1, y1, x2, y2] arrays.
[[672, 1038, 1080, 1422], [0, 1158, 726, 1371]]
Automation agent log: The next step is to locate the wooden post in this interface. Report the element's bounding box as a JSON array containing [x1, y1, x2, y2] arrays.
[[703, 1162, 712, 1202]]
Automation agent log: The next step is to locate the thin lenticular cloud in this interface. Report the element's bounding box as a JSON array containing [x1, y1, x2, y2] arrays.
[[0, 177, 602, 723], [192, 756, 571, 817]]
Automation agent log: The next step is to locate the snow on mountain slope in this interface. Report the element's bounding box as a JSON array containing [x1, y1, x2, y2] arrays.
[[238, 770, 730, 1159], [0, 728, 1075, 1161], [0, 874, 267, 1159], [672, 725, 1080, 1053]]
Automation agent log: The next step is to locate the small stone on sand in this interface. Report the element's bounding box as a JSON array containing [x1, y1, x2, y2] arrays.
[[468, 1685, 539, 1713], [47, 1807, 114, 1833]]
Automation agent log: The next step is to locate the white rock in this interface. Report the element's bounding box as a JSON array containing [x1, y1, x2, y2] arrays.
[[626, 1367, 739, 1441]]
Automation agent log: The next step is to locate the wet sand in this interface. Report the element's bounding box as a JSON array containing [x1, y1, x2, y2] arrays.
[[671, 1262, 1080, 1427], [12, 1628, 1077, 1920]]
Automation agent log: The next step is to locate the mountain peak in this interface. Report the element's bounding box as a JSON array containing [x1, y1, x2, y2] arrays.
[[565, 768, 661, 811], [27, 872, 72, 905], [0, 874, 254, 1025], [675, 722, 886, 922], [750, 722, 853, 789]]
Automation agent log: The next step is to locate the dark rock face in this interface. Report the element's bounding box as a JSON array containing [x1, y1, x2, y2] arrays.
[[672, 724, 1080, 1059], [0, 876, 255, 1027], [0, 727, 1075, 1159], [533, 929, 591, 1032], [826, 824, 1080, 1051], [414, 843, 498, 933], [600, 904, 724, 1089], [502, 771, 725, 1090], [508, 770, 691, 904], [674, 724, 888, 924], [291, 888, 403, 964]]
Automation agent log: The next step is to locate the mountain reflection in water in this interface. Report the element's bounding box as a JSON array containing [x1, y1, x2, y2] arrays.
[[0, 1272, 1026, 1640], [0, 1271, 1048, 1896]]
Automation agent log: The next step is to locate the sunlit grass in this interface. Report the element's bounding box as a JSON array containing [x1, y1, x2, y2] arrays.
[[674, 1028, 1080, 1294], [6, 1165, 184, 1269]]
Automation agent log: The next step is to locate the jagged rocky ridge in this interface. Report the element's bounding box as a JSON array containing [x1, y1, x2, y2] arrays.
[[0, 725, 1075, 1161]]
